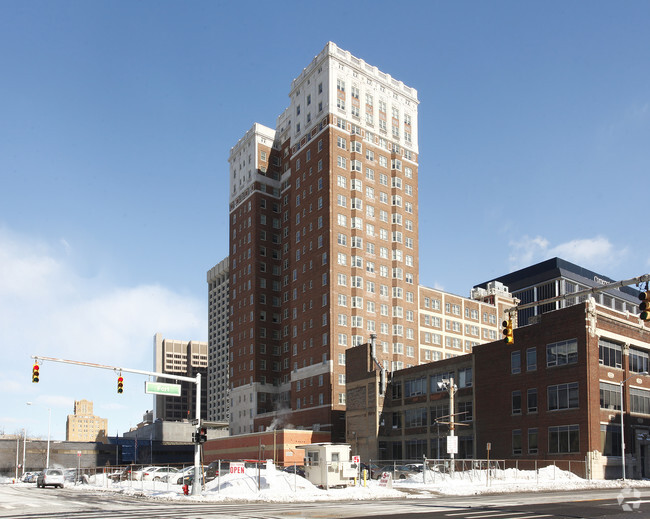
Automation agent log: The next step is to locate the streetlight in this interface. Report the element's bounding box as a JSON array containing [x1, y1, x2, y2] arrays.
[[22, 428, 26, 476], [620, 371, 648, 480], [26, 402, 51, 469]]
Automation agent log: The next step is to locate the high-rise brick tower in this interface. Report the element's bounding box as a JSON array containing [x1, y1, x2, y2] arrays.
[[228, 42, 419, 440]]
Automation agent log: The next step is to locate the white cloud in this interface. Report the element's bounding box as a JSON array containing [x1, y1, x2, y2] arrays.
[[0, 226, 207, 439], [509, 235, 628, 273], [0, 227, 205, 365]]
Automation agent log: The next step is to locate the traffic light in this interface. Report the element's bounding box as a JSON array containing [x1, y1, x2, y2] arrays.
[[117, 376, 124, 394], [640, 291, 650, 321], [502, 319, 514, 344], [32, 364, 39, 383], [195, 427, 207, 444]]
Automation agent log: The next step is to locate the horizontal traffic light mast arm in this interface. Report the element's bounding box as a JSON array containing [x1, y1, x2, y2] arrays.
[[506, 274, 650, 314], [31, 353, 204, 497], [30, 355, 199, 384]]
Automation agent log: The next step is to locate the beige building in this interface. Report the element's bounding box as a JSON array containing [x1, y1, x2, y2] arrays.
[[153, 333, 208, 422], [65, 400, 107, 443], [207, 258, 230, 423], [418, 281, 517, 363]]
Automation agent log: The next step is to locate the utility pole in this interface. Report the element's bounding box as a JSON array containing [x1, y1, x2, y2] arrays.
[[448, 378, 456, 477], [437, 377, 458, 477]]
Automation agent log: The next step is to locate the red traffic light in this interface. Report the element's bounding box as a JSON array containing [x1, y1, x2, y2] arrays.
[[117, 376, 124, 394], [195, 427, 208, 443], [32, 364, 40, 383]]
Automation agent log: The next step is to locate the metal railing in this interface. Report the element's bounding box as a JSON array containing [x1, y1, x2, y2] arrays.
[[18, 457, 590, 492]]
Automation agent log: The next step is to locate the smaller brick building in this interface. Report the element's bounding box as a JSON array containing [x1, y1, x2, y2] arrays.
[[346, 340, 473, 462], [202, 429, 330, 467], [475, 299, 650, 479], [346, 299, 650, 479]]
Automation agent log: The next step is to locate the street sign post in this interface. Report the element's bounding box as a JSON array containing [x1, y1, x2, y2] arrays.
[[30, 354, 203, 495]]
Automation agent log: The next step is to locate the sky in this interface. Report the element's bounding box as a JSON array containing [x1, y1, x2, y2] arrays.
[[1, 0, 649, 441]]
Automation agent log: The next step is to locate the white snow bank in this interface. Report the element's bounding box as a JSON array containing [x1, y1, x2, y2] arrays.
[[5, 464, 650, 500]]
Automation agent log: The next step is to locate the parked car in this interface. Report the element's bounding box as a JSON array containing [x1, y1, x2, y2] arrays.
[[176, 467, 208, 486], [111, 465, 143, 481], [204, 461, 231, 481], [374, 464, 419, 480], [37, 468, 65, 488], [356, 463, 381, 479], [143, 466, 180, 481], [282, 465, 306, 478], [173, 465, 201, 485], [131, 465, 158, 481], [63, 468, 77, 483], [21, 471, 38, 482]]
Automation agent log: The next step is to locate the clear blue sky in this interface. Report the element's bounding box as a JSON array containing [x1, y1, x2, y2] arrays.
[[1, 1, 648, 441]]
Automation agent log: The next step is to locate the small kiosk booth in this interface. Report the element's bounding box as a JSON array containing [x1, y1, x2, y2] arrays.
[[299, 442, 357, 489]]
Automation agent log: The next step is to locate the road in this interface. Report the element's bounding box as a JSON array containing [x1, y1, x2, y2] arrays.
[[1, 485, 650, 518]]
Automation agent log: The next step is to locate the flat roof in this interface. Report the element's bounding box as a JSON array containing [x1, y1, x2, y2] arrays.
[[475, 257, 639, 302]]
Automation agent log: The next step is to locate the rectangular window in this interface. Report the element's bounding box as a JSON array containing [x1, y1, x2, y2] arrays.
[[457, 400, 473, 422], [511, 351, 521, 374], [404, 377, 427, 397], [526, 347, 537, 371], [629, 347, 649, 374], [600, 381, 621, 410], [404, 407, 427, 428], [600, 424, 621, 456], [512, 430, 522, 456], [599, 338, 622, 368], [528, 428, 538, 454], [512, 390, 522, 415], [630, 387, 650, 414], [547, 382, 579, 411], [547, 339, 578, 367], [392, 382, 402, 400], [430, 372, 453, 393], [548, 425, 580, 453], [527, 388, 538, 413]]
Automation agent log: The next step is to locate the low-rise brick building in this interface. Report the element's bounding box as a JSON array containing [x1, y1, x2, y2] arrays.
[[346, 298, 650, 479], [475, 298, 650, 479]]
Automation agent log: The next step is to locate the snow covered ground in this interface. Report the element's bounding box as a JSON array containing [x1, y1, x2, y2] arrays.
[[4, 463, 650, 502]]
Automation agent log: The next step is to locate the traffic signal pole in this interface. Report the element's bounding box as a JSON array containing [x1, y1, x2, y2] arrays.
[[506, 274, 650, 314], [30, 355, 203, 495], [192, 374, 201, 496]]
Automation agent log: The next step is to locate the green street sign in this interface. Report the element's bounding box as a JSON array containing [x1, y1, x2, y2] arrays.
[[145, 381, 182, 396]]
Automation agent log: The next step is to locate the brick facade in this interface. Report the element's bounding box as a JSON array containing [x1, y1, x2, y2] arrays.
[[347, 300, 650, 478]]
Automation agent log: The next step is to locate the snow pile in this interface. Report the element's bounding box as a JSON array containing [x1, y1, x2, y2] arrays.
[[79, 464, 403, 502], [390, 465, 641, 496], [7, 463, 650, 500]]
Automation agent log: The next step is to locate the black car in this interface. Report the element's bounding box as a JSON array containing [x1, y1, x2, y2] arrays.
[[204, 461, 231, 481], [282, 465, 305, 478]]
